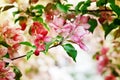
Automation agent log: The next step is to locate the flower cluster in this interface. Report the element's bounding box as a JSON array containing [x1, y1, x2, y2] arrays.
[[0, 0, 120, 80]]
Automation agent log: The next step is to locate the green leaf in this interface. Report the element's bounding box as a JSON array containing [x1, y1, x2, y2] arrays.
[[102, 22, 118, 37], [108, 0, 115, 4], [33, 17, 43, 23], [19, 41, 36, 48], [88, 19, 98, 33], [113, 18, 120, 25], [110, 3, 120, 16], [0, 41, 10, 47], [15, 16, 27, 23], [56, 3, 72, 13], [4, 53, 10, 58], [12, 66, 22, 80], [26, 50, 34, 60], [44, 41, 53, 54], [43, 22, 50, 31], [13, 10, 21, 17], [62, 43, 77, 62], [97, 0, 106, 6], [0, 5, 14, 11], [80, 0, 91, 14], [75, 1, 84, 13]]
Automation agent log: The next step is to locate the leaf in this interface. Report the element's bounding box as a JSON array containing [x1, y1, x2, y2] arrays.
[[12, 66, 22, 80], [33, 17, 43, 23], [13, 10, 21, 17], [26, 50, 34, 60], [113, 18, 120, 25], [43, 22, 50, 31], [102, 22, 118, 37], [80, 0, 91, 14], [3, 53, 10, 58], [15, 16, 27, 23], [19, 41, 36, 48], [56, 3, 72, 13], [97, 0, 106, 7], [108, 0, 115, 4], [75, 1, 84, 13], [110, 3, 120, 16], [0, 5, 14, 11], [44, 41, 53, 54], [88, 19, 98, 33], [0, 41, 10, 47], [62, 43, 77, 62]]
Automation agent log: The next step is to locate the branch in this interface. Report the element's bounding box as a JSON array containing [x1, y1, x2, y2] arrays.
[[11, 42, 62, 61]]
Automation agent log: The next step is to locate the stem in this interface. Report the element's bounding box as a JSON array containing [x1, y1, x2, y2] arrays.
[[11, 41, 62, 61]]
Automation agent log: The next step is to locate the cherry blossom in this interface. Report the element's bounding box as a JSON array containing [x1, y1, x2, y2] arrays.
[[0, 61, 15, 80]]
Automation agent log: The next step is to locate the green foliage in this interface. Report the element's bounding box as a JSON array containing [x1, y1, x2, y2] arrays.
[[15, 16, 27, 23], [62, 43, 77, 62], [75, 1, 85, 14], [12, 66, 22, 80], [97, 0, 107, 7], [110, 3, 120, 16], [26, 50, 34, 60], [19, 41, 36, 49], [13, 10, 21, 17], [30, 5, 44, 16], [0, 41, 10, 47], [102, 22, 117, 37], [88, 18, 98, 33], [56, 3, 72, 13], [0, 5, 14, 12], [3, 53, 10, 58], [113, 18, 120, 25]]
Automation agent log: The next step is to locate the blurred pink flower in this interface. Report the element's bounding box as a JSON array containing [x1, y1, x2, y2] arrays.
[[0, 61, 15, 80], [0, 45, 8, 57], [105, 74, 116, 80]]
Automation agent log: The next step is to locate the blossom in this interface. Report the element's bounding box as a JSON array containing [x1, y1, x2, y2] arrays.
[[105, 74, 116, 80], [0, 61, 15, 80], [0, 45, 8, 58], [30, 21, 48, 36], [30, 21, 50, 56]]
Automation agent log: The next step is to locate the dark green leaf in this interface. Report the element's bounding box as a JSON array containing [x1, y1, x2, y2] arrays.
[[26, 50, 34, 60], [62, 43, 77, 62], [80, 0, 91, 14], [15, 16, 27, 23], [19, 41, 36, 48], [102, 22, 118, 37], [12, 66, 22, 80], [110, 3, 120, 16], [113, 18, 120, 25], [108, 0, 115, 4], [0, 5, 14, 11], [75, 1, 84, 13], [88, 19, 98, 33], [0, 41, 10, 47], [4, 53, 10, 58], [97, 0, 106, 6], [13, 10, 21, 17]]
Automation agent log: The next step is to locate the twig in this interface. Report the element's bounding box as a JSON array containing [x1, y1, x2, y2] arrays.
[[11, 42, 62, 61]]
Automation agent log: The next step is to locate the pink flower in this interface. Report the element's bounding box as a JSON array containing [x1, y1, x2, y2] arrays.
[[97, 55, 109, 73], [0, 61, 15, 80], [105, 74, 116, 80], [101, 47, 109, 55], [30, 21, 50, 56], [30, 21, 48, 36], [0, 45, 8, 57]]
